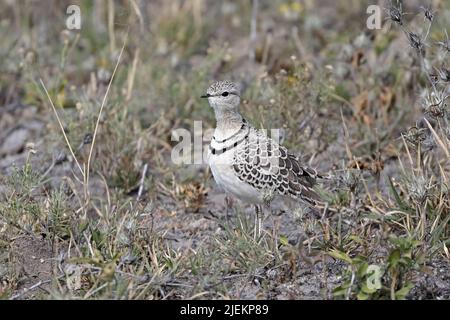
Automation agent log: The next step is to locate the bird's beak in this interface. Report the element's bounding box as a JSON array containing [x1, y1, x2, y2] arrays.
[[200, 94, 210, 98]]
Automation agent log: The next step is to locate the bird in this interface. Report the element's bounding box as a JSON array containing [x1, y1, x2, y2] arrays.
[[201, 80, 323, 237]]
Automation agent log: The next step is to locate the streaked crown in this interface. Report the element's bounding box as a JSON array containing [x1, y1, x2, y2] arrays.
[[206, 80, 240, 96]]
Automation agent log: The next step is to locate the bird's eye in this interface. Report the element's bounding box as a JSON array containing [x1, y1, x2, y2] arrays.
[[222, 92, 229, 97]]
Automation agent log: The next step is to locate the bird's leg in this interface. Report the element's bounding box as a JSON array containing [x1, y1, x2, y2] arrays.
[[254, 204, 262, 240], [225, 195, 234, 223]]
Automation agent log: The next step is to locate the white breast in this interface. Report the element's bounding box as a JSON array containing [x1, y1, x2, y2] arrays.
[[208, 148, 262, 204]]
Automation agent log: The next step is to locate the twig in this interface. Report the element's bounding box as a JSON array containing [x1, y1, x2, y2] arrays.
[[137, 163, 148, 201], [126, 47, 140, 102], [84, 282, 109, 299], [129, 0, 145, 34], [345, 271, 355, 300], [40, 79, 84, 177], [10, 280, 52, 300], [107, 0, 116, 55], [85, 31, 129, 202], [424, 118, 450, 158], [10, 274, 64, 300], [249, 0, 259, 61]]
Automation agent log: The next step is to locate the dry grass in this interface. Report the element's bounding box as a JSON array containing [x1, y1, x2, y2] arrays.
[[0, 0, 449, 300]]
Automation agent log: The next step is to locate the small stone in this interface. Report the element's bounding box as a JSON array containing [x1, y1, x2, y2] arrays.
[[0, 128, 29, 155]]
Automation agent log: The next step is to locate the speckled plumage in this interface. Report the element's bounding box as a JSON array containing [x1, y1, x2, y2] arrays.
[[203, 80, 321, 206], [206, 80, 239, 96]]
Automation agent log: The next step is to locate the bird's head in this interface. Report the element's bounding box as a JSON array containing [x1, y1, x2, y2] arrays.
[[201, 80, 241, 110]]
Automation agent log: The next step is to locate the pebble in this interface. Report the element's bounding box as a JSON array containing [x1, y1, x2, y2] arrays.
[[0, 128, 29, 155]]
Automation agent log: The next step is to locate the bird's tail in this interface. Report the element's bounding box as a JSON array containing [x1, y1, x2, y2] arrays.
[[300, 184, 338, 214]]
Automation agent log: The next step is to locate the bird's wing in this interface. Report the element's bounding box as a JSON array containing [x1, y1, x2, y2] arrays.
[[232, 129, 320, 203]]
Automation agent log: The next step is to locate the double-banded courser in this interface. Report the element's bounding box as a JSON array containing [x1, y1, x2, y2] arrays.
[[202, 80, 322, 235]]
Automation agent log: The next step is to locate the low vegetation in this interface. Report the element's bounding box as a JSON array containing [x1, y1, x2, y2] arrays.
[[0, 0, 449, 299]]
